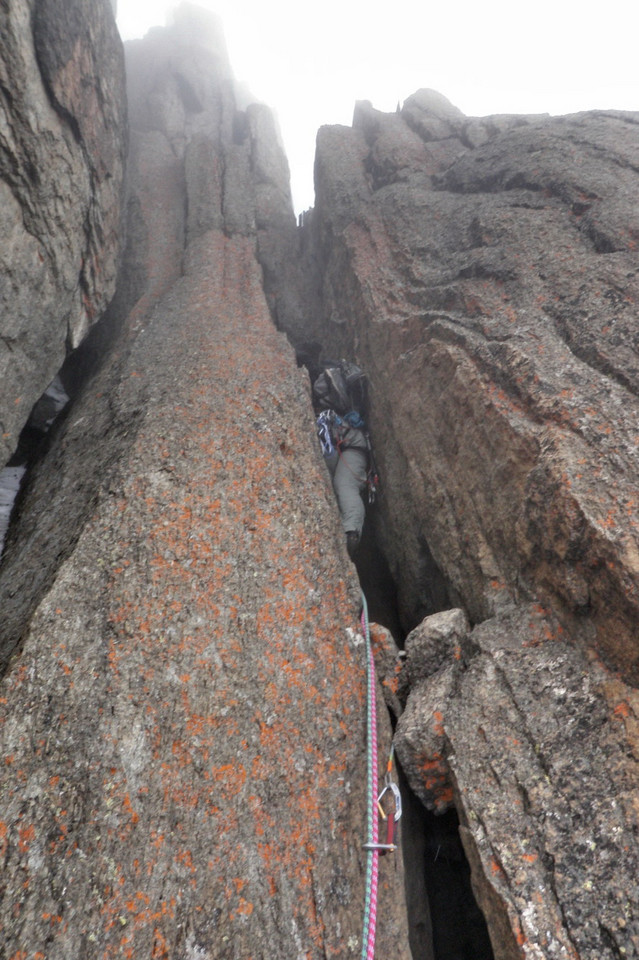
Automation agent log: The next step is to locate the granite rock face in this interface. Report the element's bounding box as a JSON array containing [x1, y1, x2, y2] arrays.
[[297, 91, 639, 958], [4, 6, 639, 955], [0, 230, 410, 960], [0, 11, 410, 959], [394, 604, 639, 960], [0, 0, 126, 467], [302, 94, 639, 667], [120, 6, 297, 328]]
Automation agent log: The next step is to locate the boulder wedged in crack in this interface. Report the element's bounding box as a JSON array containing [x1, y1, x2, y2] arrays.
[[394, 604, 639, 960]]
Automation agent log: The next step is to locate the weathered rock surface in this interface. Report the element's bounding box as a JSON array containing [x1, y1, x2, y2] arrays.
[[0, 0, 126, 467], [297, 90, 639, 958], [0, 229, 409, 960], [302, 94, 639, 669], [0, 10, 410, 959], [5, 4, 639, 955], [120, 5, 297, 329], [395, 604, 639, 960], [0, 5, 299, 676]]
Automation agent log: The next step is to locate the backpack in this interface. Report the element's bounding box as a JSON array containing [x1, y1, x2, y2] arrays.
[[312, 360, 368, 417]]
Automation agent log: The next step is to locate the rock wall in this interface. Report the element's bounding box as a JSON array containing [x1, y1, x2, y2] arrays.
[[0, 0, 126, 468], [297, 90, 639, 958], [0, 9, 410, 959], [4, 4, 639, 956], [301, 92, 639, 662], [119, 4, 298, 332], [390, 606, 639, 960], [0, 229, 410, 960]]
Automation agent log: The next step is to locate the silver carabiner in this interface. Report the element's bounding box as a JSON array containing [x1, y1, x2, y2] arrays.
[[377, 779, 402, 823]]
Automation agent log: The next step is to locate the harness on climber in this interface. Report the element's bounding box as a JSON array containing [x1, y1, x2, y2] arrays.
[[314, 381, 380, 504]]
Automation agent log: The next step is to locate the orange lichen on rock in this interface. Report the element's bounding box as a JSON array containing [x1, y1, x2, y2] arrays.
[[0, 226, 406, 959], [417, 752, 453, 810]]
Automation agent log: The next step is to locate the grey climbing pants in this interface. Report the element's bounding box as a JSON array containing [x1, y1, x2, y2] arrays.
[[326, 447, 368, 536]]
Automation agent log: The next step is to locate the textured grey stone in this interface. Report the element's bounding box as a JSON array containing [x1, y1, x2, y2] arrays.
[[0, 12, 410, 959], [0, 0, 126, 466], [299, 99, 639, 679], [297, 91, 639, 959], [405, 608, 471, 683]]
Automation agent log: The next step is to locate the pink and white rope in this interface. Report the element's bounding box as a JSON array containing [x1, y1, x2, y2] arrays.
[[360, 598, 379, 959]]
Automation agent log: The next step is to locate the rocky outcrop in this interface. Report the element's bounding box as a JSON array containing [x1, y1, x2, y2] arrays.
[[0, 0, 126, 468], [0, 228, 410, 960], [302, 93, 639, 663], [0, 9, 410, 959], [119, 4, 297, 329], [4, 3, 639, 955], [297, 90, 639, 958], [393, 605, 639, 960]]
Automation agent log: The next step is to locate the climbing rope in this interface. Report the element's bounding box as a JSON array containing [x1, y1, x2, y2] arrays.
[[360, 593, 380, 960], [359, 593, 402, 959]]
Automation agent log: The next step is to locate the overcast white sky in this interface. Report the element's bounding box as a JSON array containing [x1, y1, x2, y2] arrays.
[[116, 0, 639, 214]]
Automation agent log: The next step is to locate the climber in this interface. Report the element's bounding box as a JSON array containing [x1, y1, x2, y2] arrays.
[[312, 360, 377, 560]]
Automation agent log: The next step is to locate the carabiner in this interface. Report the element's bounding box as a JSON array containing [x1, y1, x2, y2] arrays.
[[378, 779, 402, 823], [375, 779, 402, 853]]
